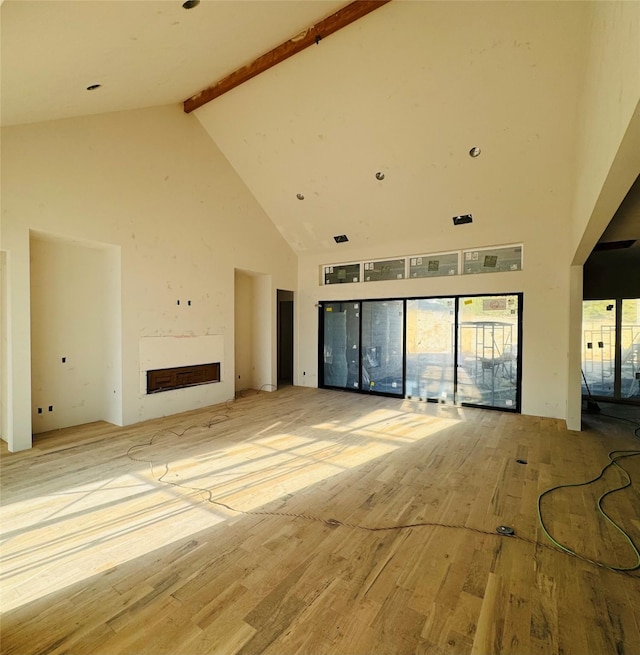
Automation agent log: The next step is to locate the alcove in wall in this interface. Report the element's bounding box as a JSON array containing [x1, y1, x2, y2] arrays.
[[30, 231, 122, 433]]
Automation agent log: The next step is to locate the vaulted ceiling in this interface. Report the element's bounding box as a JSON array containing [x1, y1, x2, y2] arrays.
[[0, 0, 347, 126], [1, 0, 636, 257], [194, 0, 591, 255]]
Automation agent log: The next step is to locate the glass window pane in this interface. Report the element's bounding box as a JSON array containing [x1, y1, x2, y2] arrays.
[[462, 245, 522, 274], [363, 259, 405, 282], [409, 253, 459, 278], [324, 263, 360, 285], [361, 300, 404, 395], [581, 300, 616, 397], [621, 299, 640, 400], [322, 303, 360, 390], [457, 295, 520, 409], [406, 298, 455, 401]]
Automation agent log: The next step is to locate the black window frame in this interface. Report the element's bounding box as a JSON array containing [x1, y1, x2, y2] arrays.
[[318, 292, 523, 413]]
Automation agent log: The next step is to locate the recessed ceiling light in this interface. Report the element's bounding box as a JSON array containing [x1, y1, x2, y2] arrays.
[[452, 214, 473, 226], [469, 147, 481, 158], [375, 171, 385, 180], [86, 84, 102, 91], [182, 0, 200, 8], [296, 193, 305, 200]]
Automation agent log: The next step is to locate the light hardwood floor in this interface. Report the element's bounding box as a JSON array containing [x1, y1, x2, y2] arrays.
[[1, 387, 639, 654]]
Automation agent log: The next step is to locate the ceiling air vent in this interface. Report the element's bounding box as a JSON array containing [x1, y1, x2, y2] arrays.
[[334, 235, 349, 243], [593, 240, 636, 251]]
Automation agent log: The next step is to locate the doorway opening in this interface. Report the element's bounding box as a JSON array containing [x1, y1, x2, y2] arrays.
[[277, 290, 294, 387]]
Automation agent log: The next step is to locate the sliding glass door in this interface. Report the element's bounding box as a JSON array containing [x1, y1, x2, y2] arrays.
[[457, 295, 520, 409], [581, 298, 640, 401], [621, 299, 640, 400], [322, 302, 360, 390], [406, 298, 455, 402], [581, 300, 616, 397], [320, 293, 522, 411], [360, 300, 404, 396]]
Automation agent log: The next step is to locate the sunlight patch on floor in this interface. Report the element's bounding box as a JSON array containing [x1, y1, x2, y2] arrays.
[[0, 411, 457, 612]]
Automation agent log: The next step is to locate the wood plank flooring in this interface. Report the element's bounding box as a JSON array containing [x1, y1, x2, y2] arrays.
[[1, 387, 639, 654]]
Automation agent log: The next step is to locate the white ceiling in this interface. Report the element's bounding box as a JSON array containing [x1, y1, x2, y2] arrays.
[[195, 0, 592, 254], [2, 0, 637, 256], [0, 0, 347, 126]]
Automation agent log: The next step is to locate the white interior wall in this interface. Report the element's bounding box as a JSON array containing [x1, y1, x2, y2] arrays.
[[104, 244, 122, 426], [194, 0, 589, 422], [139, 334, 223, 393], [252, 274, 274, 392], [567, 265, 584, 430], [1, 104, 297, 450], [30, 234, 118, 433], [2, 2, 637, 445], [571, 2, 640, 262], [233, 270, 275, 393], [0, 250, 7, 440], [565, 1, 640, 428], [296, 234, 570, 420], [1, 226, 31, 450], [234, 270, 254, 391]]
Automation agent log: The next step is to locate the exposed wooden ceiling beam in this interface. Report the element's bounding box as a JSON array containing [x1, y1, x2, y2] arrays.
[[183, 0, 392, 114]]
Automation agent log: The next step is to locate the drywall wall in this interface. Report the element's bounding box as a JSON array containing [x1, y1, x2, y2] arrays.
[[30, 234, 119, 433], [566, 1, 640, 427], [194, 0, 590, 421], [571, 1, 640, 262], [234, 270, 254, 392], [0, 251, 7, 440], [252, 273, 274, 392], [296, 231, 571, 421], [233, 269, 275, 394], [139, 334, 224, 394], [583, 172, 640, 299], [567, 265, 584, 430], [1, 104, 297, 450]]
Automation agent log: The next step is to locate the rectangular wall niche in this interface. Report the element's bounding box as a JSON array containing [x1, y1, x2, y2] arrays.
[[147, 363, 220, 394]]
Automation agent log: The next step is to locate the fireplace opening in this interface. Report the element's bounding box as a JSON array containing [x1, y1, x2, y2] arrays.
[[147, 362, 220, 394]]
